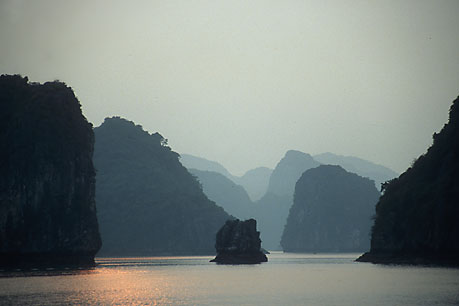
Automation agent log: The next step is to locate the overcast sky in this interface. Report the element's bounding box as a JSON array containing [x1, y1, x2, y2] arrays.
[[1, 0, 458, 175]]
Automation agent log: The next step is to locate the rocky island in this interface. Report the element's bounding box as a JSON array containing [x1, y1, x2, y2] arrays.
[[211, 219, 268, 264], [281, 165, 380, 252], [0, 75, 101, 267], [358, 96, 459, 265]]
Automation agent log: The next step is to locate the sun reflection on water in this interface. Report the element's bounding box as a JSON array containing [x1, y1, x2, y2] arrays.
[[0, 256, 214, 305], [0, 254, 458, 306]]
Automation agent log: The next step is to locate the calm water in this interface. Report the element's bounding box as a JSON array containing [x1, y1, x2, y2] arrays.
[[0, 253, 458, 305]]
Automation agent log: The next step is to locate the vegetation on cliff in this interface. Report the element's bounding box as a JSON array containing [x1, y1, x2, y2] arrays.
[[94, 117, 231, 256], [0, 75, 101, 267], [358, 97, 459, 265]]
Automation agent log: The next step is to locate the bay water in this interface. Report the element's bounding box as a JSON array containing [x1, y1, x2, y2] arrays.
[[1, 252, 458, 305]]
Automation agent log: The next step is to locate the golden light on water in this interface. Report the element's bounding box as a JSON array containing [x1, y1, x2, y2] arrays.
[[1, 255, 458, 305]]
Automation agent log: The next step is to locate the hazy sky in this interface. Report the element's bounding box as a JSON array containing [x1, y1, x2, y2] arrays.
[[1, 0, 458, 175]]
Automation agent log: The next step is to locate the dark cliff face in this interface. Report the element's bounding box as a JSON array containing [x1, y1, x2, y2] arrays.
[[359, 97, 459, 265], [281, 165, 380, 252], [0, 75, 101, 266], [94, 117, 231, 256], [211, 219, 267, 264]]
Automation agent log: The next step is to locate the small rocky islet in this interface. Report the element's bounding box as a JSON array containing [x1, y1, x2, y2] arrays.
[[211, 219, 268, 264]]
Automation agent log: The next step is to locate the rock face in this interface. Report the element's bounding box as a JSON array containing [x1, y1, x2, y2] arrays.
[[94, 117, 231, 256], [358, 97, 459, 265], [281, 165, 380, 252], [211, 219, 268, 264], [0, 75, 101, 267]]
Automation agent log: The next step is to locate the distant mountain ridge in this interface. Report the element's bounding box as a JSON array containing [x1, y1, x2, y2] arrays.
[[181, 150, 398, 251], [266, 150, 321, 199], [188, 169, 254, 219], [237, 167, 273, 201], [180, 154, 236, 181], [253, 150, 321, 250], [180, 154, 273, 202], [252, 193, 291, 250], [314, 152, 398, 191]]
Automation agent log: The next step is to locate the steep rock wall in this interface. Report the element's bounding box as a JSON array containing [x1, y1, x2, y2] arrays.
[[0, 75, 101, 267]]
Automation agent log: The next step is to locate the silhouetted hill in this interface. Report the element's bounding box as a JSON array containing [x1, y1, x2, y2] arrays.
[[180, 154, 273, 202], [252, 193, 291, 250], [0, 75, 101, 267], [358, 96, 459, 265], [188, 169, 254, 219], [238, 167, 273, 201], [314, 152, 398, 191], [252, 150, 320, 250], [180, 154, 235, 180], [94, 117, 231, 256], [281, 165, 380, 252], [266, 150, 320, 199]]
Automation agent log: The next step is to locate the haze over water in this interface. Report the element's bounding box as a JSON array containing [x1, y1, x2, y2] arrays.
[[1, 253, 458, 305], [1, 0, 459, 175], [1, 1, 459, 305]]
